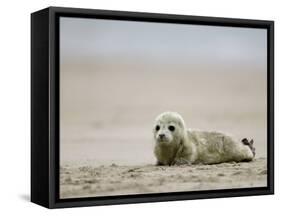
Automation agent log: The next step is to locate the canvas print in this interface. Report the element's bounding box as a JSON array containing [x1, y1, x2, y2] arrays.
[[59, 17, 267, 199]]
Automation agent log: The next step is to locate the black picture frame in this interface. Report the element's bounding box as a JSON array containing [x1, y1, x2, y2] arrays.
[[31, 6, 274, 209]]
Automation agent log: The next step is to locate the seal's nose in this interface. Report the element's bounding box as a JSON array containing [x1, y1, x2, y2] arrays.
[[159, 134, 165, 139]]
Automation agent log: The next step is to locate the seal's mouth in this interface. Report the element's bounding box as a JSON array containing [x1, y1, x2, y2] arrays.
[[157, 136, 170, 144]]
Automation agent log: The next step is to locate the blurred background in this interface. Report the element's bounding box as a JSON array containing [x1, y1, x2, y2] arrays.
[[60, 17, 267, 166]]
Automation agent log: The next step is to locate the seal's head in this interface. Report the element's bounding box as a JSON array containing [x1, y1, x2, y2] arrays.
[[153, 112, 186, 147]]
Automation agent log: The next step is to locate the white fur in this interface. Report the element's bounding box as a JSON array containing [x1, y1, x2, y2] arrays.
[[153, 112, 254, 166]]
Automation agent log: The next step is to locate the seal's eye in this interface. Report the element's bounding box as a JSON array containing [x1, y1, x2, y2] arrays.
[[168, 125, 175, 131], [155, 125, 160, 131]]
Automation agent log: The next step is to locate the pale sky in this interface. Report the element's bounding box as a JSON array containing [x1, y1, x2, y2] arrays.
[[60, 17, 267, 67]]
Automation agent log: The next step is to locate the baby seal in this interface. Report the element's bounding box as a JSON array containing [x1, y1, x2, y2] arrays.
[[153, 111, 255, 166]]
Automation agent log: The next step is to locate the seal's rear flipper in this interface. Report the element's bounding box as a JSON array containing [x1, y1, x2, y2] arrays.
[[241, 138, 255, 157]]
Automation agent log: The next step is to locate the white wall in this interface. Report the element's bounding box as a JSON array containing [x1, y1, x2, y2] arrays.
[[0, 0, 279, 214]]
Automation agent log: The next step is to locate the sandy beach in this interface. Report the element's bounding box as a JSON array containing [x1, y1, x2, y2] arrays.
[[59, 64, 267, 198], [60, 158, 267, 199]]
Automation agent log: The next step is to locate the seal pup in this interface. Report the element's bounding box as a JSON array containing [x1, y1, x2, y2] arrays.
[[153, 112, 255, 166]]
